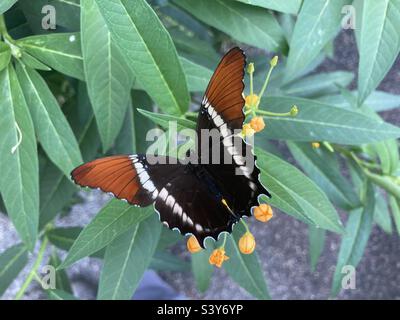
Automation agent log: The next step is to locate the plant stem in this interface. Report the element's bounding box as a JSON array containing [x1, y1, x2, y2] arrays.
[[221, 233, 228, 248], [0, 15, 6, 37], [257, 64, 274, 104], [256, 109, 292, 117], [240, 218, 250, 233], [14, 237, 49, 300]]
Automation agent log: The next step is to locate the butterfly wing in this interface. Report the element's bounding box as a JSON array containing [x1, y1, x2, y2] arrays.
[[71, 154, 235, 247], [195, 47, 270, 214]]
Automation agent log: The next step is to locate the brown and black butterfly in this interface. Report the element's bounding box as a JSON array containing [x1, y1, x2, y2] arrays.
[[71, 47, 271, 247]]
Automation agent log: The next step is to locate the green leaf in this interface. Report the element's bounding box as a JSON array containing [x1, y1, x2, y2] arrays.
[[156, 226, 183, 251], [331, 183, 375, 297], [0, 244, 28, 296], [0, 65, 39, 250], [0, 0, 17, 15], [17, 33, 84, 80], [230, 0, 302, 14], [95, 0, 189, 115], [180, 56, 213, 93], [281, 71, 354, 98], [370, 140, 399, 175], [317, 90, 400, 112], [224, 223, 270, 300], [0, 42, 11, 72], [357, 0, 400, 104], [59, 201, 154, 269], [260, 96, 400, 144], [48, 251, 73, 294], [174, 0, 287, 53], [284, 0, 350, 82], [191, 239, 214, 293], [287, 142, 360, 209], [150, 251, 190, 272], [46, 227, 105, 258], [20, 51, 51, 71], [97, 213, 161, 300], [47, 289, 78, 300], [137, 108, 196, 131], [256, 148, 344, 233], [132, 91, 154, 154], [389, 196, 400, 235], [81, 0, 134, 151], [308, 225, 325, 272], [16, 62, 83, 177], [114, 99, 136, 154], [373, 189, 392, 234]]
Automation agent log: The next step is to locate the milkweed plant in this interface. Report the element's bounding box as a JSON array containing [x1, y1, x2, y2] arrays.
[[1, 0, 400, 300]]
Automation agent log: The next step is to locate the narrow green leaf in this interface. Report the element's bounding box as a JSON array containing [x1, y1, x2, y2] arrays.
[[95, 0, 189, 115], [260, 96, 400, 144], [17, 33, 84, 80], [357, 0, 400, 104], [191, 239, 214, 293], [0, 65, 39, 250], [389, 196, 400, 235], [150, 251, 190, 272], [46, 227, 105, 258], [284, 0, 350, 82], [229, 0, 302, 14], [180, 56, 213, 93], [137, 108, 196, 131], [256, 148, 344, 233], [16, 62, 83, 177], [114, 100, 136, 154], [48, 251, 73, 294], [308, 225, 325, 272], [20, 51, 51, 71], [281, 71, 354, 98], [331, 183, 375, 297], [174, 0, 287, 52], [59, 201, 154, 269], [156, 226, 183, 251], [81, 0, 134, 151], [0, 42, 11, 72], [0, 0, 17, 15], [47, 289, 78, 300], [287, 142, 360, 209], [317, 90, 400, 112], [97, 213, 161, 300], [373, 189, 392, 234], [224, 223, 270, 300], [370, 140, 399, 175], [0, 244, 28, 296]]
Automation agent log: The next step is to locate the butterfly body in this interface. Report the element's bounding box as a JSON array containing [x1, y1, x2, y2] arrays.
[[71, 47, 271, 247]]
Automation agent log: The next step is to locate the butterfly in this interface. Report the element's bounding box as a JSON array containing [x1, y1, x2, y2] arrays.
[[71, 47, 271, 247]]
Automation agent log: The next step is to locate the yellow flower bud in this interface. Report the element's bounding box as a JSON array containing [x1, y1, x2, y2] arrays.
[[247, 62, 255, 74], [209, 248, 229, 268], [270, 55, 279, 67], [253, 203, 273, 223], [245, 94, 259, 107], [239, 231, 256, 254], [250, 116, 265, 132], [187, 235, 202, 253], [290, 105, 298, 116], [242, 123, 255, 137], [312, 142, 320, 149]]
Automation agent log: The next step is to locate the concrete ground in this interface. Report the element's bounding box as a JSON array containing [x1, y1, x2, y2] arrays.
[[1, 31, 400, 300]]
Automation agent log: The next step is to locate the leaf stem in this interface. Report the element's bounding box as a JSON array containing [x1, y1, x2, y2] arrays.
[[257, 64, 274, 104], [14, 237, 49, 300], [240, 218, 250, 233], [256, 109, 292, 117]]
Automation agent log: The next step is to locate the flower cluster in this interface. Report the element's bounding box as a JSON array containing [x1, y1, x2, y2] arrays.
[[186, 203, 274, 268], [242, 56, 299, 138]]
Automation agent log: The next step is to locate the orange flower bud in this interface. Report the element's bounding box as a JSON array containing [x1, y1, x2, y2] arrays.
[[245, 94, 259, 107], [250, 116, 265, 132], [253, 203, 273, 223], [209, 248, 229, 268], [187, 235, 202, 253], [239, 231, 256, 254], [242, 123, 255, 137], [312, 142, 320, 149]]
